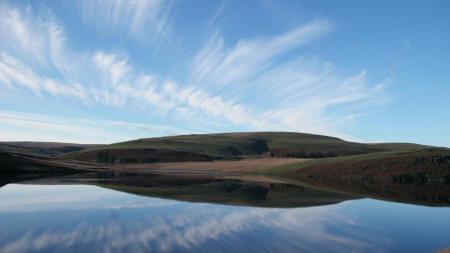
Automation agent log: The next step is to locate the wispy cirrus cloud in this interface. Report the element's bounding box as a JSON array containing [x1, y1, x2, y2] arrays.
[[0, 52, 89, 100], [0, 1, 390, 142], [190, 19, 334, 88], [75, 0, 173, 42], [0, 110, 187, 143], [185, 20, 390, 139], [0, 2, 89, 101]]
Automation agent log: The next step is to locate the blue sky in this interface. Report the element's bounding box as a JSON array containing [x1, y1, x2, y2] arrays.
[[0, 0, 448, 147]]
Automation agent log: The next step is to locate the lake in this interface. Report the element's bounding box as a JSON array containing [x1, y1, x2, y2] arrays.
[[0, 171, 449, 253]]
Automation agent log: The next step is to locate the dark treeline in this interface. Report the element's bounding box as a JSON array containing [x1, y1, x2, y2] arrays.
[[96, 150, 116, 164]]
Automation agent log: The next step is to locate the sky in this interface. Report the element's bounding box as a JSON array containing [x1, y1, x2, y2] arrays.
[[0, 0, 449, 147]]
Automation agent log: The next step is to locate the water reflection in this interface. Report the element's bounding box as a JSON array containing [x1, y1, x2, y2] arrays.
[[19, 171, 359, 208], [0, 184, 389, 253], [289, 176, 450, 207], [0, 173, 449, 253]]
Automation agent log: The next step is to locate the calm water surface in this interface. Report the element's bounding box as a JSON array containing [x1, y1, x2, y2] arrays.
[[0, 172, 449, 253]]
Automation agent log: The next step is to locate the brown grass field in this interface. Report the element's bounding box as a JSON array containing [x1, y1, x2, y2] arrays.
[[112, 157, 310, 172]]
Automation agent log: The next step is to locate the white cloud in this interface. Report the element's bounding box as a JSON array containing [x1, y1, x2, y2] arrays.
[[190, 19, 334, 88], [0, 2, 391, 142], [75, 0, 172, 42], [0, 53, 41, 94], [0, 110, 188, 143], [0, 3, 63, 71], [0, 52, 91, 102], [185, 23, 390, 140]]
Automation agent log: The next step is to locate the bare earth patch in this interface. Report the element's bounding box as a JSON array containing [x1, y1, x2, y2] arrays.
[[112, 158, 309, 172]]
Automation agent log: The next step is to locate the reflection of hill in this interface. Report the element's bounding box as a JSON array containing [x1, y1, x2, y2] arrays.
[[98, 181, 358, 208], [14, 171, 450, 208], [286, 177, 450, 207], [24, 171, 360, 208]]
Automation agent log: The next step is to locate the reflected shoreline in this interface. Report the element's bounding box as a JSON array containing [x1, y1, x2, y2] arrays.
[[7, 171, 450, 208], [1, 171, 450, 253], [16, 171, 358, 208], [282, 176, 450, 207]]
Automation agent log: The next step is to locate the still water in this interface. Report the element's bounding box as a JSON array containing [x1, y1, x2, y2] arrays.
[[0, 172, 449, 253]]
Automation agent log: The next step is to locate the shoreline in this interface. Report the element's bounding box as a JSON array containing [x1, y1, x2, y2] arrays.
[[2, 149, 449, 185]]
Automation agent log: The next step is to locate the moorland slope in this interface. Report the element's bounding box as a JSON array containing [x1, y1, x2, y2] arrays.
[[260, 148, 450, 182], [63, 132, 431, 164], [0, 142, 101, 156]]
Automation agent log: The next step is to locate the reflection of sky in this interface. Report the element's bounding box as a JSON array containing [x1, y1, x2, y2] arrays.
[[0, 184, 177, 213], [0, 184, 449, 253]]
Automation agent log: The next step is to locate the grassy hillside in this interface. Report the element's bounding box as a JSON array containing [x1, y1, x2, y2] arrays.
[[0, 142, 101, 156], [257, 148, 450, 181], [255, 150, 417, 174], [67, 133, 272, 158], [367, 143, 433, 151], [63, 132, 435, 164]]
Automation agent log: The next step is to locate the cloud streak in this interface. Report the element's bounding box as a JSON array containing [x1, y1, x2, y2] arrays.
[[75, 0, 172, 42], [190, 18, 334, 87], [0, 1, 391, 142], [0, 110, 187, 143]]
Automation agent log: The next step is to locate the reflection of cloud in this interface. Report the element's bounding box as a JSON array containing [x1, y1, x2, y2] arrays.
[[0, 184, 179, 213], [0, 184, 393, 253]]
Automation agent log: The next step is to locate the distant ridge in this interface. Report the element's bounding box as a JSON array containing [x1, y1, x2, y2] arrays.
[[0, 142, 102, 157], [62, 132, 434, 164], [366, 143, 435, 151]]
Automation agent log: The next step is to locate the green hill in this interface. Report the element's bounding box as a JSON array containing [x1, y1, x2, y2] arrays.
[[366, 143, 432, 151], [0, 142, 101, 156], [63, 132, 433, 164]]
